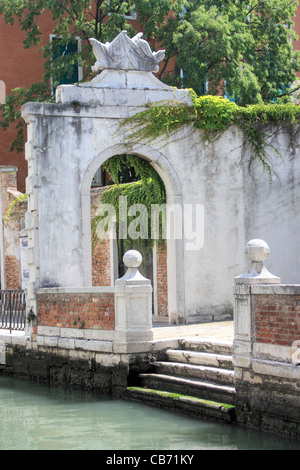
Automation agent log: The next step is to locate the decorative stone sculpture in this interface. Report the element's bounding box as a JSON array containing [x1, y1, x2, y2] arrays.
[[235, 239, 280, 283], [89, 30, 165, 73], [56, 30, 191, 103], [116, 249, 150, 285]]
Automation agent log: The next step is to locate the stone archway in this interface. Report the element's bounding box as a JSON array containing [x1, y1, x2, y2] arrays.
[[21, 32, 195, 326], [21, 31, 300, 333], [80, 143, 185, 324]]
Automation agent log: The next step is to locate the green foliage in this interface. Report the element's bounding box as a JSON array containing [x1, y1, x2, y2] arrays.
[[158, 0, 300, 105], [0, 83, 51, 153], [120, 100, 197, 142], [101, 179, 165, 244], [190, 93, 239, 138], [4, 193, 28, 223], [0, 0, 174, 152], [121, 93, 300, 173], [26, 309, 36, 324], [92, 155, 166, 251], [1, 0, 299, 152], [73, 316, 86, 329], [103, 154, 165, 197], [102, 155, 166, 245], [126, 386, 236, 410]]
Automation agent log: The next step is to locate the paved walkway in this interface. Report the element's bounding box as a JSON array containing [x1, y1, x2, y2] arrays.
[[153, 320, 234, 342], [0, 321, 234, 343]]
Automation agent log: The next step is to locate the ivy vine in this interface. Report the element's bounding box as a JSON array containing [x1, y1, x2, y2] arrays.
[[94, 97, 300, 253], [120, 91, 300, 175], [94, 155, 166, 255], [4, 193, 28, 224], [6, 94, 299, 261]]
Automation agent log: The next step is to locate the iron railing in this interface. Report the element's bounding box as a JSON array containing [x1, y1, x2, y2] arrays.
[[0, 290, 26, 332]]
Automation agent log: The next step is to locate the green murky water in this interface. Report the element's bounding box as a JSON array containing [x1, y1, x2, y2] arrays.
[[0, 376, 299, 450]]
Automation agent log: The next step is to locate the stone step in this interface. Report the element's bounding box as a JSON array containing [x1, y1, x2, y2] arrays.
[[166, 349, 234, 370], [179, 338, 233, 355], [138, 372, 236, 405], [153, 361, 235, 385], [124, 386, 236, 423]]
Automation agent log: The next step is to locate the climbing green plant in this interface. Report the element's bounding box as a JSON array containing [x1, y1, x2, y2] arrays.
[[92, 155, 166, 255], [120, 92, 300, 174], [102, 154, 165, 197], [4, 193, 28, 224]]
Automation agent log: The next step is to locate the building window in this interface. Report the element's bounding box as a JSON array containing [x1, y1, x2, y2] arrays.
[[0, 80, 5, 104], [124, 5, 137, 20], [50, 35, 83, 91], [108, 1, 137, 20]]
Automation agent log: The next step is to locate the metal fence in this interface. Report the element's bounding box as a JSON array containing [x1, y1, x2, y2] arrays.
[[0, 290, 26, 332]]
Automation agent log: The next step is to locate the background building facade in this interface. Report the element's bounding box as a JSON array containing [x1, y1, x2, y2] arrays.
[[1, 5, 299, 191]]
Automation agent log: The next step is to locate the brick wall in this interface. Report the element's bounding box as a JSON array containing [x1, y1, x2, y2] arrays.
[[254, 293, 300, 346], [37, 291, 115, 330], [91, 187, 112, 286], [91, 188, 169, 319], [92, 238, 112, 286], [5, 255, 22, 289], [1, 169, 27, 289], [4, 198, 27, 289], [3, 181, 168, 322]]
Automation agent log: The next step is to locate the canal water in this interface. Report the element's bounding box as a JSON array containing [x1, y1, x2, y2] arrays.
[[0, 376, 299, 451]]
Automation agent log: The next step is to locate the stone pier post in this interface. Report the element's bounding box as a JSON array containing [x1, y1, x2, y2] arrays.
[[233, 239, 280, 368], [114, 250, 153, 353], [233, 239, 300, 439]]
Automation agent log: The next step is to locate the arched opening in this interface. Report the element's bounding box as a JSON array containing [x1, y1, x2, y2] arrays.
[[90, 154, 168, 319], [80, 144, 185, 325]]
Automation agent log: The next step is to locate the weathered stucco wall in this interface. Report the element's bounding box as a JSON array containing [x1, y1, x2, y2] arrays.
[[21, 71, 300, 324], [242, 124, 300, 284]]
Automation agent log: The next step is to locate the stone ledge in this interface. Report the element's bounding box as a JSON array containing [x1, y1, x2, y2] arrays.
[[0, 332, 30, 346], [37, 326, 114, 341], [22, 102, 138, 120], [36, 286, 115, 295], [36, 334, 114, 353], [252, 358, 300, 380], [74, 338, 113, 353], [234, 342, 298, 366], [56, 85, 192, 107], [253, 342, 295, 363], [251, 284, 300, 295]]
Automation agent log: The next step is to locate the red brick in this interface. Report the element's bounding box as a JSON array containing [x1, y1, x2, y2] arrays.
[[37, 292, 115, 330], [254, 294, 300, 346]]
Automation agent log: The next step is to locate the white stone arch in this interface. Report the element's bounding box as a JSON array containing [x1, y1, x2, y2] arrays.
[[80, 143, 185, 324]]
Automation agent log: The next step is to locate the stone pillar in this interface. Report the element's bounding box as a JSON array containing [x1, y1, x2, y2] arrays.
[[233, 239, 280, 369], [114, 250, 153, 353], [233, 240, 300, 439]]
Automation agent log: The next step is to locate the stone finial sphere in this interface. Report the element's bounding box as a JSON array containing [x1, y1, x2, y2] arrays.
[[245, 239, 270, 262], [123, 250, 142, 268]]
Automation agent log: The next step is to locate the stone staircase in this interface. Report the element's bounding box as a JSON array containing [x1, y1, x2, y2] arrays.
[[125, 338, 236, 423]]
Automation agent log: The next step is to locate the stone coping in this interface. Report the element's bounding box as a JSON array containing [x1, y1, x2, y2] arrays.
[[36, 286, 115, 295], [0, 330, 29, 346], [250, 284, 300, 295]]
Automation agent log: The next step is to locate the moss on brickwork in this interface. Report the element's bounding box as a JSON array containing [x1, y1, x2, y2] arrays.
[[127, 386, 235, 410], [125, 386, 236, 424]]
